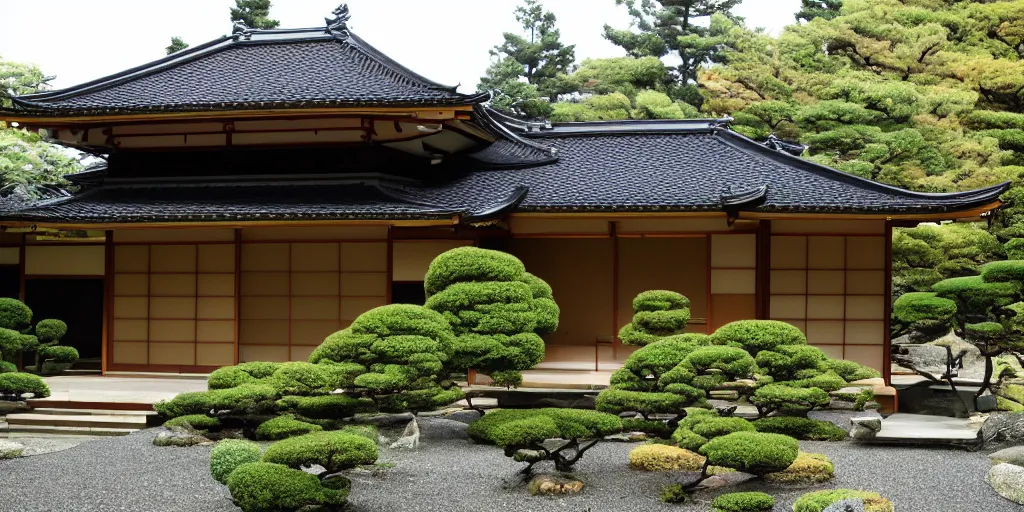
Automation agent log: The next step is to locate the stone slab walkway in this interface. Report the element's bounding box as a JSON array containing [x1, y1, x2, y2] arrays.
[[35, 376, 208, 405]]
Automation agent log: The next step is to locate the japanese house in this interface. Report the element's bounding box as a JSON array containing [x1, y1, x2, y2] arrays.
[[0, 9, 1008, 382]]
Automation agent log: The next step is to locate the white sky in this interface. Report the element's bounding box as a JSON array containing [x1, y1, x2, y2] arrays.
[[0, 0, 799, 94]]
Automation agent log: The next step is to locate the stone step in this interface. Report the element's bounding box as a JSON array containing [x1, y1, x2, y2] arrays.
[[29, 408, 156, 417], [851, 412, 982, 447], [4, 424, 137, 437], [26, 399, 155, 412], [6, 413, 148, 431]]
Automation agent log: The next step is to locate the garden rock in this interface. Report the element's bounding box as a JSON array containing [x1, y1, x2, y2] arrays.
[[849, 416, 881, 439], [0, 401, 29, 415], [823, 498, 866, 512], [0, 440, 24, 459], [153, 427, 211, 447], [694, 472, 754, 489], [389, 418, 420, 449], [527, 474, 584, 496], [990, 446, 1024, 467], [982, 412, 1024, 446], [987, 463, 1024, 504]]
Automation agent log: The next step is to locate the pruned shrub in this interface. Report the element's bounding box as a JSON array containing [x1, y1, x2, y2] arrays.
[[750, 384, 830, 418], [210, 439, 262, 484], [712, 492, 774, 512], [755, 345, 827, 381], [226, 462, 348, 512], [467, 408, 622, 472], [689, 417, 755, 439], [0, 361, 15, 374], [0, 372, 50, 398], [820, 359, 880, 381], [671, 426, 709, 452], [763, 452, 834, 484], [34, 319, 67, 343], [596, 388, 689, 418], [0, 298, 31, 331], [208, 362, 281, 390], [787, 371, 848, 393], [792, 489, 894, 512], [154, 383, 279, 419], [981, 260, 1024, 283], [629, 444, 705, 471], [255, 414, 323, 441], [752, 416, 847, 441], [39, 345, 78, 364], [275, 394, 370, 420], [932, 275, 1019, 317], [698, 432, 799, 476], [262, 430, 378, 474], [424, 247, 557, 387], [619, 291, 691, 346], [265, 362, 336, 397], [712, 320, 806, 355], [164, 414, 221, 431]]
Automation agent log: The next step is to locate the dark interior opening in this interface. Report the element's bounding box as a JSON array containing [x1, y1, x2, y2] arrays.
[[391, 282, 426, 306], [24, 278, 104, 359], [0, 266, 18, 299]]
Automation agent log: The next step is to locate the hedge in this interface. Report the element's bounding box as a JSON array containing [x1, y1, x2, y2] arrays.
[[226, 463, 348, 512], [255, 415, 323, 441], [711, 492, 774, 512], [210, 439, 262, 484], [752, 417, 847, 441], [0, 372, 50, 398], [792, 489, 893, 512], [262, 431, 378, 473], [711, 320, 806, 355], [698, 432, 799, 475]]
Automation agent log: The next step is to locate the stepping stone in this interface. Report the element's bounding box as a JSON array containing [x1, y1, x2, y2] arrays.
[[852, 413, 981, 447]]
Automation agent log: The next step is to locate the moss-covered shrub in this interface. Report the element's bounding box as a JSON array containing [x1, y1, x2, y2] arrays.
[[595, 388, 690, 418], [712, 320, 806, 355], [154, 383, 279, 419], [0, 372, 50, 397], [619, 291, 691, 346], [689, 417, 756, 439], [275, 394, 370, 420], [750, 384, 830, 418], [629, 444, 705, 471], [262, 430, 378, 474], [933, 275, 1020, 316], [792, 489, 894, 512], [698, 432, 799, 476], [164, 414, 221, 431], [0, 298, 32, 331], [208, 362, 282, 390], [712, 492, 774, 512], [423, 247, 557, 387], [819, 359, 880, 381], [226, 462, 348, 512], [981, 260, 1024, 283], [467, 408, 622, 471], [763, 452, 834, 484], [671, 426, 709, 452], [210, 439, 262, 484], [755, 345, 828, 381], [255, 414, 323, 441], [752, 416, 847, 441]]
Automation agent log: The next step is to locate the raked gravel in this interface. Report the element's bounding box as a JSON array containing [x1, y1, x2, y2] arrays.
[[0, 417, 1018, 512]]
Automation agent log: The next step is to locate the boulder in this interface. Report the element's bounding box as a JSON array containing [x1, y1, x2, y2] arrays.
[[0, 401, 30, 415], [0, 440, 24, 459], [823, 499, 866, 512], [153, 427, 211, 447], [991, 446, 1024, 467], [982, 412, 1024, 446], [389, 418, 420, 449], [849, 417, 881, 440], [988, 463, 1024, 505], [527, 475, 584, 496]]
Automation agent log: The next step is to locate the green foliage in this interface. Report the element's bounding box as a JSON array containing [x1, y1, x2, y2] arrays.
[[595, 388, 689, 416], [689, 417, 755, 439], [0, 372, 50, 397], [467, 408, 622, 448], [0, 328, 28, 361], [208, 362, 282, 390], [893, 292, 957, 324], [275, 394, 368, 420], [226, 463, 347, 512], [1007, 240, 1024, 260], [933, 275, 1020, 318], [712, 491, 775, 512], [712, 320, 807, 355], [34, 319, 66, 343], [793, 489, 893, 512], [819, 359, 879, 381], [752, 416, 847, 441], [210, 439, 262, 485], [618, 291, 691, 347], [0, 361, 16, 374], [755, 345, 827, 381], [164, 414, 221, 431], [698, 431, 799, 475], [982, 260, 1024, 283], [166, 37, 189, 55], [671, 426, 709, 452], [154, 384, 279, 419], [681, 346, 757, 381], [795, 0, 843, 22], [660, 483, 689, 504], [0, 298, 31, 331], [229, 0, 279, 29], [262, 431, 378, 473], [622, 418, 675, 438], [750, 384, 829, 417], [39, 345, 78, 363], [255, 414, 323, 441]]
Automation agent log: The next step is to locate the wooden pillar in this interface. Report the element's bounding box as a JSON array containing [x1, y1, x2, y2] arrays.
[[756, 220, 772, 319], [17, 233, 25, 302], [233, 229, 241, 365], [883, 220, 894, 386], [610, 222, 619, 363], [102, 230, 114, 375]]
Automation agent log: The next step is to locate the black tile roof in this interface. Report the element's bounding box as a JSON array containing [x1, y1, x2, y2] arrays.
[[7, 29, 488, 117]]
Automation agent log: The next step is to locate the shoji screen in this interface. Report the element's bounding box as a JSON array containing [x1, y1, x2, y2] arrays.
[[709, 234, 758, 331]]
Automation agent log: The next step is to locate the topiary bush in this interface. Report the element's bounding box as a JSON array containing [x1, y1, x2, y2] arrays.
[[262, 430, 378, 474], [275, 394, 370, 420], [255, 414, 323, 441], [0, 372, 50, 398], [932, 275, 1019, 318], [154, 383, 279, 419], [39, 345, 78, 363], [712, 491, 774, 512], [210, 439, 262, 485], [0, 328, 29, 364], [698, 431, 799, 476], [0, 298, 32, 331], [711, 320, 806, 355], [763, 452, 834, 484], [0, 361, 16, 374], [34, 319, 67, 343], [755, 345, 828, 381], [208, 362, 282, 390], [792, 489, 894, 512], [689, 416, 756, 439], [467, 408, 622, 472], [629, 443, 706, 472], [750, 384, 830, 418], [752, 416, 847, 441], [423, 247, 558, 387], [981, 260, 1024, 284], [618, 290, 691, 346], [164, 414, 221, 431], [226, 462, 349, 512], [819, 359, 880, 381]]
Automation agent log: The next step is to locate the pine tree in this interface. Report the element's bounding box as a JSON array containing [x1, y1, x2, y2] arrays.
[[230, 0, 280, 30], [603, 0, 741, 106], [166, 37, 189, 55], [795, 0, 843, 22]]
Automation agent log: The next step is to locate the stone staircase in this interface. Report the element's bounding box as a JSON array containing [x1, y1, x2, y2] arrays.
[[3, 407, 156, 437]]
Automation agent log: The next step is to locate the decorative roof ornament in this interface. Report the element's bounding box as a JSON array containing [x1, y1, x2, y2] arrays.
[[325, 4, 352, 37], [763, 134, 807, 157], [231, 20, 253, 41]]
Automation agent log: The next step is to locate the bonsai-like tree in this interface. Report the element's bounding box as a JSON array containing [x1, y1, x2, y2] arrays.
[[424, 247, 558, 388], [662, 431, 800, 501], [618, 291, 691, 346], [34, 319, 78, 374], [467, 408, 622, 473]]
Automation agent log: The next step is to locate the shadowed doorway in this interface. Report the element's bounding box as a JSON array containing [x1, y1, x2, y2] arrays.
[[24, 278, 104, 360]]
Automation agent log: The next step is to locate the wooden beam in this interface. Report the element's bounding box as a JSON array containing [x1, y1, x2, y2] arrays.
[[883, 220, 894, 386], [1, 218, 457, 230], [102, 230, 113, 375]]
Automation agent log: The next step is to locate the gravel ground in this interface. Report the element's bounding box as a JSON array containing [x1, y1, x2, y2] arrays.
[[0, 418, 1018, 512], [13, 436, 91, 456]]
